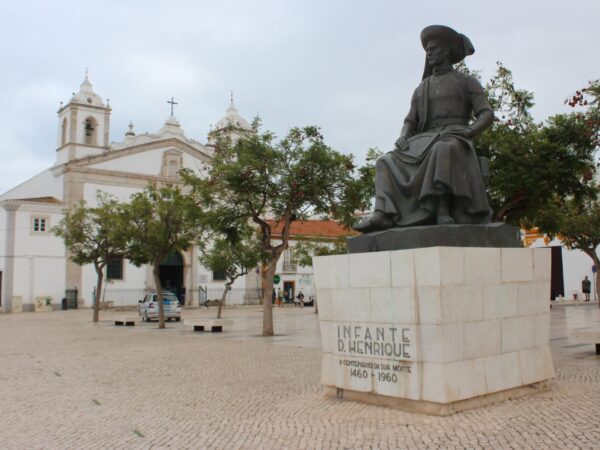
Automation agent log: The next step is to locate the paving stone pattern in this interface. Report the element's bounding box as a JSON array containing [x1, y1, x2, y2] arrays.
[[0, 305, 599, 449]]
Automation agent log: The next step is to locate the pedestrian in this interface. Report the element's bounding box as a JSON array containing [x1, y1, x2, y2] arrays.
[[582, 276, 592, 301], [296, 291, 304, 307], [277, 287, 283, 307]]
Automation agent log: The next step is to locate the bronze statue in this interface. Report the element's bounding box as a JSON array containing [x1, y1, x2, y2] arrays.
[[353, 25, 494, 233]]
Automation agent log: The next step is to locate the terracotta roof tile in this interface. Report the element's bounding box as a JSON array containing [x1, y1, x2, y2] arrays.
[[266, 219, 354, 239], [15, 196, 63, 205]]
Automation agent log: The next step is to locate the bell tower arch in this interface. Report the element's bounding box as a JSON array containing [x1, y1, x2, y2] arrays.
[[56, 72, 111, 164]]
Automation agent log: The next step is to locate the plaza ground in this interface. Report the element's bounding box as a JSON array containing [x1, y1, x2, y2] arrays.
[[0, 304, 599, 449]]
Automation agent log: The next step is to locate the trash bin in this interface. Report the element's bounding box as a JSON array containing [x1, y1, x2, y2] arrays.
[[61, 298, 68, 310]]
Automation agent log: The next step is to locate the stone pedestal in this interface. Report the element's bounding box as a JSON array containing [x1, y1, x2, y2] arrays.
[[314, 246, 555, 415]]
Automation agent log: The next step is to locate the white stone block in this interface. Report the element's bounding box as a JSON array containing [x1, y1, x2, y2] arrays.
[[444, 358, 487, 402], [440, 285, 483, 323], [414, 247, 441, 286], [533, 248, 552, 281], [465, 248, 501, 284], [390, 249, 415, 287], [316, 288, 333, 320], [415, 247, 464, 286], [331, 288, 369, 322], [463, 320, 501, 359], [501, 248, 533, 282], [419, 324, 464, 363], [339, 356, 374, 392], [373, 360, 421, 400], [319, 321, 335, 353], [370, 287, 416, 323], [518, 346, 555, 384], [349, 251, 391, 288], [320, 352, 340, 386], [421, 362, 447, 403], [501, 316, 534, 353], [313, 254, 349, 289], [484, 352, 522, 393], [483, 284, 518, 320], [517, 283, 536, 316], [332, 322, 416, 364], [423, 359, 487, 403], [417, 286, 441, 324], [533, 313, 550, 347], [534, 280, 551, 312], [439, 247, 465, 285]]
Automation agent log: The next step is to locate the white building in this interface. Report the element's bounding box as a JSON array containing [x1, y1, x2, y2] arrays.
[[525, 229, 598, 301], [0, 75, 257, 312]]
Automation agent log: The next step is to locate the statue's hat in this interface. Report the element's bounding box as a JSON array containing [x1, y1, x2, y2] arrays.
[[420, 25, 474, 65]]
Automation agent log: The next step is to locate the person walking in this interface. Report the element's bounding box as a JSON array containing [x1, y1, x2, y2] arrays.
[[582, 276, 592, 301], [296, 291, 305, 307]]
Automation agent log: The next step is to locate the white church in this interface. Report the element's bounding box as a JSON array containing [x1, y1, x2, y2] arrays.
[[0, 74, 279, 313]]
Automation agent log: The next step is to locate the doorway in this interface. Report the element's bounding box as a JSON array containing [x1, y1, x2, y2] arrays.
[[550, 246, 564, 300], [283, 281, 295, 305], [159, 252, 184, 302]]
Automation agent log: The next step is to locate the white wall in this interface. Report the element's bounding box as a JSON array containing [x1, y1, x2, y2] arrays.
[[83, 183, 143, 204], [0, 169, 63, 201], [10, 207, 66, 307]]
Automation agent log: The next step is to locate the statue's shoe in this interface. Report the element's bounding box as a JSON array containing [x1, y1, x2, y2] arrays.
[[352, 212, 394, 233], [437, 215, 455, 225]]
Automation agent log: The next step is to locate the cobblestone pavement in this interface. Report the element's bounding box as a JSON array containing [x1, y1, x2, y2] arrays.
[[1, 304, 599, 449]]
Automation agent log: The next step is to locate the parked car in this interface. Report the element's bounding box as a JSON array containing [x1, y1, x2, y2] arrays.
[[138, 291, 181, 322]]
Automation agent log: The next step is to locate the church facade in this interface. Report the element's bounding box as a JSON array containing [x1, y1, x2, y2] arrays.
[[0, 75, 258, 313]]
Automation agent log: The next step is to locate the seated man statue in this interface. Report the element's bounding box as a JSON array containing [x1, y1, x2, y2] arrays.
[[353, 25, 494, 233]]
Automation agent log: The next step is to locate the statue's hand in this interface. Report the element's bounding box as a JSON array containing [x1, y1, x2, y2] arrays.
[[394, 136, 409, 151], [446, 125, 475, 139]]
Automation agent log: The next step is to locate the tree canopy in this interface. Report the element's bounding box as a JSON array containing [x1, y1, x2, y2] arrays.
[[123, 183, 204, 328], [183, 121, 363, 335], [52, 193, 128, 322]]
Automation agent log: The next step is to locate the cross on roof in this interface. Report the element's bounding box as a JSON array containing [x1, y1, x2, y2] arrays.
[[167, 97, 178, 117]]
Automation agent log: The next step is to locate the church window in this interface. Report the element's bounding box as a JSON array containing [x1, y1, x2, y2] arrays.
[[106, 256, 124, 280], [61, 118, 67, 146], [283, 247, 296, 272], [168, 160, 179, 177], [31, 216, 49, 233], [84, 117, 98, 145], [161, 150, 183, 178]]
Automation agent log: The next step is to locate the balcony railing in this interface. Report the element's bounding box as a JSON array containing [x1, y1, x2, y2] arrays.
[[282, 262, 297, 272]]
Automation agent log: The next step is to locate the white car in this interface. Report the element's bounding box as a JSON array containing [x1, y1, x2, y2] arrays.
[[138, 291, 181, 322]]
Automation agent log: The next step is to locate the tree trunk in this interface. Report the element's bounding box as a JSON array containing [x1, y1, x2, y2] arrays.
[[93, 263, 103, 323], [262, 262, 276, 336], [153, 264, 166, 329], [217, 286, 227, 319]]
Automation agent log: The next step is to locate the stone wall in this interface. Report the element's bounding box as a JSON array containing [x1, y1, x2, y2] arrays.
[[314, 246, 555, 414]]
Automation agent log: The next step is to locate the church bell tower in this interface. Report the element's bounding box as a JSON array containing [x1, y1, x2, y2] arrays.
[[56, 72, 111, 164]]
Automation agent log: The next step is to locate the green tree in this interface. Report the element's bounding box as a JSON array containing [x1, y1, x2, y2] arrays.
[[52, 193, 127, 323], [183, 121, 361, 335], [123, 183, 204, 329], [199, 225, 262, 319], [540, 80, 600, 300]]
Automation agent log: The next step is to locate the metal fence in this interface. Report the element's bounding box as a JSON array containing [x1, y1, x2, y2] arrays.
[[95, 286, 264, 310], [196, 287, 263, 306], [94, 288, 147, 311]]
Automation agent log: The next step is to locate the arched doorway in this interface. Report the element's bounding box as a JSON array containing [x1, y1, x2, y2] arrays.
[[159, 252, 184, 302]]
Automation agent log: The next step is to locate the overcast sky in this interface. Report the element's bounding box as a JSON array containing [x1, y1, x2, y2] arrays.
[[0, 0, 598, 194]]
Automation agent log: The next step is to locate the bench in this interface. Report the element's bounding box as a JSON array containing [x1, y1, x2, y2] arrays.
[[570, 329, 600, 354], [114, 316, 137, 326], [185, 319, 233, 333]]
